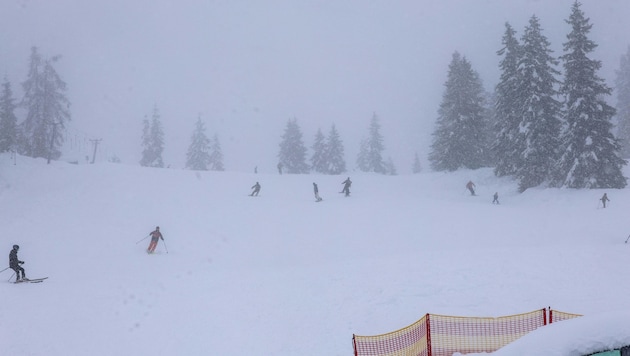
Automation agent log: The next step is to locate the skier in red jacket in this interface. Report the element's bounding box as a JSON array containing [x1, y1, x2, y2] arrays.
[[466, 181, 476, 196], [147, 226, 164, 254]]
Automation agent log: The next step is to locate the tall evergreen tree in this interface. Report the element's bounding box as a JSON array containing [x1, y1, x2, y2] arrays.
[[357, 113, 388, 174], [615, 46, 630, 158], [492, 23, 523, 177], [513, 15, 562, 192], [0, 77, 18, 152], [412, 152, 422, 174], [429, 52, 487, 171], [278, 118, 309, 174], [326, 124, 346, 175], [185, 116, 211, 171], [208, 133, 225, 171], [310, 128, 327, 173], [20, 47, 71, 161], [139, 106, 165, 167], [553, 2, 626, 188]]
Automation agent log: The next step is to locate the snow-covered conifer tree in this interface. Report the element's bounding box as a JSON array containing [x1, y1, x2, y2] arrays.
[[357, 113, 388, 174], [310, 128, 327, 173], [20, 47, 71, 161], [185, 117, 211, 171], [513, 16, 562, 192], [139, 106, 165, 168], [412, 152, 422, 174], [278, 118, 309, 174], [615, 46, 630, 158], [0, 77, 18, 153], [553, 2, 626, 188], [326, 124, 346, 175], [208, 133, 225, 171], [492, 23, 523, 177], [429, 52, 487, 171]]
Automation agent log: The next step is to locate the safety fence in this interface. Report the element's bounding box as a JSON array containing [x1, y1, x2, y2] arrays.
[[352, 308, 582, 356]]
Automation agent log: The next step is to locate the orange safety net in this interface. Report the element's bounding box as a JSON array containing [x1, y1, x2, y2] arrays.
[[353, 314, 430, 356], [428, 310, 546, 355], [353, 309, 551, 356], [550, 309, 582, 323]]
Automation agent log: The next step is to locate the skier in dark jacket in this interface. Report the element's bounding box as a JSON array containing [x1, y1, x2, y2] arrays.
[[9, 244, 26, 282], [313, 182, 322, 202], [341, 177, 352, 197], [600, 193, 610, 208], [147, 226, 164, 254], [250, 182, 261, 196], [492, 192, 499, 204]]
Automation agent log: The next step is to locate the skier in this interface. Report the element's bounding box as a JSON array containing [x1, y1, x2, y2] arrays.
[[313, 182, 322, 202], [466, 181, 476, 196], [277, 162, 283, 175], [492, 192, 499, 204], [600, 193, 610, 208], [341, 177, 352, 197], [250, 182, 261, 196], [9, 244, 26, 282], [147, 226, 164, 254]]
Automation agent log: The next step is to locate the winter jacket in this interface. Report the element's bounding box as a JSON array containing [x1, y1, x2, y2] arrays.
[[9, 249, 22, 268]]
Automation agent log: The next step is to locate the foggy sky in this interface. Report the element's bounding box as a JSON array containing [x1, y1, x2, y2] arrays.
[[1, 0, 629, 172]]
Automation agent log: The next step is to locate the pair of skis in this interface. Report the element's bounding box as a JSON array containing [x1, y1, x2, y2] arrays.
[[14, 277, 48, 284]]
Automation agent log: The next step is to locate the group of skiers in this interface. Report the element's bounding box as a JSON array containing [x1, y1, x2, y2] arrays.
[[249, 177, 353, 202], [467, 180, 611, 208], [8, 178, 612, 284], [6, 227, 167, 283], [467, 180, 499, 204]]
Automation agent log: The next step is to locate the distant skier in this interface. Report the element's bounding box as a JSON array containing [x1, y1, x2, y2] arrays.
[[147, 226, 164, 254], [492, 192, 499, 204], [341, 177, 352, 197], [250, 182, 261, 196], [9, 244, 26, 282], [600, 193, 610, 208], [313, 182, 322, 202], [466, 181, 476, 196], [277, 162, 283, 175]]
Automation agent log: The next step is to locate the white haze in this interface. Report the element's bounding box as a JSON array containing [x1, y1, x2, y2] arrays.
[[1, 0, 630, 171]]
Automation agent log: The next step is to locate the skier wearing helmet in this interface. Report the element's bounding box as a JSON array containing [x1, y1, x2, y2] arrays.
[[147, 226, 164, 254], [9, 245, 26, 282]]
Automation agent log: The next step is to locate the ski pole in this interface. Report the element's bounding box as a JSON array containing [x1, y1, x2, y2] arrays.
[[136, 234, 150, 244], [7, 272, 14, 282], [625, 234, 630, 244], [0, 266, 10, 273], [162, 239, 169, 254]]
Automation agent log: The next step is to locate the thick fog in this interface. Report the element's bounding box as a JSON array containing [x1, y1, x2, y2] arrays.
[[1, 0, 629, 172]]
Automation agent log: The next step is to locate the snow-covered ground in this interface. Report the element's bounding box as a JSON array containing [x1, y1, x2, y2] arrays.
[[1, 154, 629, 355]]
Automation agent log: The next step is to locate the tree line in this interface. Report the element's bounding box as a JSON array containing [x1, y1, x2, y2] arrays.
[[429, 2, 630, 191], [3, 2, 630, 189], [142, 108, 398, 175]]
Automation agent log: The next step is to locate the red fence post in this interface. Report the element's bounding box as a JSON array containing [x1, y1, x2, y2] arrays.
[[426, 313, 432, 356], [352, 335, 358, 356]]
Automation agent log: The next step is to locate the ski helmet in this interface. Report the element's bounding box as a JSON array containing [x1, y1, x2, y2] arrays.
[[12, 244, 19, 250]]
